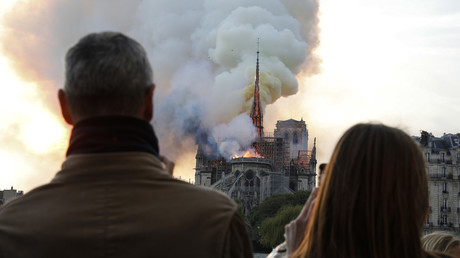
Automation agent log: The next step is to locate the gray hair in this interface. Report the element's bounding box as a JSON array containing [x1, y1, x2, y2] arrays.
[[64, 32, 153, 119]]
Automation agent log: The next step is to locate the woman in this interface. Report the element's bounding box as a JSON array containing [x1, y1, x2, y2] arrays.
[[286, 123, 432, 258]]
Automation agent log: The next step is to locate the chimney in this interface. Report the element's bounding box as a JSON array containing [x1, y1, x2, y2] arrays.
[[420, 130, 429, 146]]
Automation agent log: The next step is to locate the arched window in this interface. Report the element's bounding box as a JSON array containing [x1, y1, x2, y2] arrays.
[[293, 132, 298, 144], [284, 132, 289, 141]]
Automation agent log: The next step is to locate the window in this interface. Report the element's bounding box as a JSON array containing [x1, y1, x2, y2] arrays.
[[443, 182, 448, 192], [441, 153, 446, 162], [426, 153, 431, 162], [444, 198, 448, 208], [293, 132, 298, 144], [443, 215, 448, 224], [442, 167, 447, 178], [457, 153, 460, 161], [284, 132, 289, 141]]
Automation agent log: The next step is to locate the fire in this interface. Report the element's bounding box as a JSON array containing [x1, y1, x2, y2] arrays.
[[232, 148, 262, 159], [243, 150, 254, 158]]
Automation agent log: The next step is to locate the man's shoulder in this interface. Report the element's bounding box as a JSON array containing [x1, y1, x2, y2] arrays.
[[166, 179, 237, 210], [0, 182, 57, 214]]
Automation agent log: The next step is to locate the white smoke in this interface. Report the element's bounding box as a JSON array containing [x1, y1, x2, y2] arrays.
[[1, 0, 320, 178], [136, 0, 319, 160]]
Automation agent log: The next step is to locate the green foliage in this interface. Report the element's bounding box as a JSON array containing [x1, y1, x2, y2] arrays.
[[291, 191, 310, 205], [250, 190, 310, 226], [249, 190, 310, 243], [233, 198, 244, 218], [260, 205, 303, 248]]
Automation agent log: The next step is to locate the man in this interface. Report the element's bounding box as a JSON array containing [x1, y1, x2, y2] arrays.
[[0, 32, 252, 258], [317, 163, 327, 187]]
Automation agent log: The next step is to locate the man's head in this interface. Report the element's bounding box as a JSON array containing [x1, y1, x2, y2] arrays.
[[59, 32, 154, 124], [317, 163, 326, 186]]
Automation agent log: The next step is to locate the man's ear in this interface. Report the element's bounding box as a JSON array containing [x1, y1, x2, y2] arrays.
[[58, 89, 74, 125], [143, 84, 155, 121]]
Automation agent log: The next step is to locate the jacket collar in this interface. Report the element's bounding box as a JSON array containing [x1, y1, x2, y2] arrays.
[[66, 116, 159, 157]]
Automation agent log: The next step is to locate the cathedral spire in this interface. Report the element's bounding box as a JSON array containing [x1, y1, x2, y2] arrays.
[[251, 39, 264, 138]]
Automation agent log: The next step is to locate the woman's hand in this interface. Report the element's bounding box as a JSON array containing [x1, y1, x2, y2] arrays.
[[285, 187, 319, 256]]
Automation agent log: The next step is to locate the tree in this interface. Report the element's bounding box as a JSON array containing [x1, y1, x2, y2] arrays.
[[259, 205, 303, 248], [250, 190, 310, 229], [249, 190, 310, 249], [233, 198, 244, 218]]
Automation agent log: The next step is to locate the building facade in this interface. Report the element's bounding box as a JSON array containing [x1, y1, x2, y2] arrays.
[[195, 46, 316, 215], [0, 187, 23, 205], [415, 131, 460, 235], [195, 118, 317, 215]]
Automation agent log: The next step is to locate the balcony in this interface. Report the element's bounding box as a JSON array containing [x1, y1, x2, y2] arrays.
[[442, 190, 449, 194], [441, 207, 451, 213], [428, 174, 457, 181]]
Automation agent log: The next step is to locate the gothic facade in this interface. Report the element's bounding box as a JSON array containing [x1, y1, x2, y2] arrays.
[[194, 45, 316, 215], [195, 119, 317, 215]]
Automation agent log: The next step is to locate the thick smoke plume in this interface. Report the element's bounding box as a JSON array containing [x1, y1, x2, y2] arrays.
[[1, 0, 320, 179]]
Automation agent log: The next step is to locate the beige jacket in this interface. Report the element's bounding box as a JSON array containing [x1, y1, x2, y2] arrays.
[[0, 152, 252, 258]]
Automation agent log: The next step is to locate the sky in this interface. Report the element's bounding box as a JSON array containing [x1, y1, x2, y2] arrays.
[[0, 0, 460, 191]]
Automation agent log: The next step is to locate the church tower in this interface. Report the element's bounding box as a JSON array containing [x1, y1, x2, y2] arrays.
[[250, 39, 264, 138]]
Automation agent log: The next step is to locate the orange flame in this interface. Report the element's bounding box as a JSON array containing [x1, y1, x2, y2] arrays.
[[232, 149, 262, 159]]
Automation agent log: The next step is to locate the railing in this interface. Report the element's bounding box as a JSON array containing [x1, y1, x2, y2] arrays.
[[429, 174, 457, 180], [442, 190, 449, 194], [439, 223, 453, 227], [424, 222, 459, 229], [441, 207, 451, 213]]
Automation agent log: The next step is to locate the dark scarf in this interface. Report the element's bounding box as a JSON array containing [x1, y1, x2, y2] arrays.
[[66, 116, 159, 157]]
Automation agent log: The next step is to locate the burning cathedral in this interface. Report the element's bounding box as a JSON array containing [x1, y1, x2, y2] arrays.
[[194, 46, 317, 215]]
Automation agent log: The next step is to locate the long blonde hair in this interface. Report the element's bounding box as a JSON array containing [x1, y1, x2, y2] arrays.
[[293, 124, 429, 258]]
